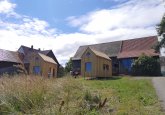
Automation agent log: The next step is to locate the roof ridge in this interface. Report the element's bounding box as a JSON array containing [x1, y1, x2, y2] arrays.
[[0, 48, 17, 53], [122, 35, 157, 42], [79, 40, 121, 48], [78, 35, 157, 48]]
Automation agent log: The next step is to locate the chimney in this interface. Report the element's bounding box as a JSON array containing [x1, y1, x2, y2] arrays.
[[31, 45, 33, 49]]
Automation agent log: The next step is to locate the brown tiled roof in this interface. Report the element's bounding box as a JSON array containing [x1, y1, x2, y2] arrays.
[[0, 49, 22, 63], [73, 41, 122, 60], [118, 36, 159, 58]]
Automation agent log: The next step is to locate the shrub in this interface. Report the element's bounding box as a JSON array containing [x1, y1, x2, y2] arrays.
[[131, 55, 161, 76]]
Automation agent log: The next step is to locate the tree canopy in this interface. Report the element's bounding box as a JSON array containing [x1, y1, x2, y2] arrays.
[[65, 58, 73, 73], [155, 14, 165, 51], [131, 55, 161, 76]]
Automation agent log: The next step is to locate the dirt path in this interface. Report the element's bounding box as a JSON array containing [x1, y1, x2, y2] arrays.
[[152, 77, 165, 111]]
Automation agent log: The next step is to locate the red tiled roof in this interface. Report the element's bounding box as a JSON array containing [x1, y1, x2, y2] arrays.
[[118, 36, 159, 58], [121, 36, 157, 51], [118, 49, 159, 59]]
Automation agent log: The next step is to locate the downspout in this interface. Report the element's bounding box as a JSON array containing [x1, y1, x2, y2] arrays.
[[118, 41, 123, 74]]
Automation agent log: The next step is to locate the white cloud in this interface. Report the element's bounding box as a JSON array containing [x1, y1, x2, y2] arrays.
[[0, 0, 19, 17], [0, 0, 164, 66], [0, 0, 15, 13], [68, 0, 164, 34]]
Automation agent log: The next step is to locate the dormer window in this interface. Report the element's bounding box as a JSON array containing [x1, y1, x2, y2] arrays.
[[35, 57, 39, 61], [86, 52, 91, 57]]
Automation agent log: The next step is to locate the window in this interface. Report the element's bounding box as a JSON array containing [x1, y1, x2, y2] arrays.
[[86, 52, 91, 57], [103, 64, 109, 71], [85, 62, 92, 72], [106, 65, 109, 70], [48, 67, 52, 78]]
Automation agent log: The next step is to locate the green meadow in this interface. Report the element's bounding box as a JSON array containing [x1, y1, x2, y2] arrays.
[[0, 75, 164, 115]]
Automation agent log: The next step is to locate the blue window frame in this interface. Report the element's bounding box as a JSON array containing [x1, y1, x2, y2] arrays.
[[85, 62, 92, 72]]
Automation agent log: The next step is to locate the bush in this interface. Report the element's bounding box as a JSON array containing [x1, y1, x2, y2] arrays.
[[57, 66, 65, 77], [131, 55, 161, 76]]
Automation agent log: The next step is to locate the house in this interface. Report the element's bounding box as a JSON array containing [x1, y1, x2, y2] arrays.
[[28, 52, 57, 77], [0, 49, 24, 75], [81, 47, 112, 78], [18, 45, 59, 77], [72, 36, 160, 76], [72, 40, 122, 75], [118, 36, 159, 74]]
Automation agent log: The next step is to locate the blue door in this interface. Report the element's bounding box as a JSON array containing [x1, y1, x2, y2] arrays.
[[85, 62, 92, 72], [121, 59, 133, 74], [33, 66, 41, 75]]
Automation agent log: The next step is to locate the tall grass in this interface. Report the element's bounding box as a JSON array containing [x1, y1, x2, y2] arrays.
[[0, 75, 164, 114], [0, 75, 109, 114]]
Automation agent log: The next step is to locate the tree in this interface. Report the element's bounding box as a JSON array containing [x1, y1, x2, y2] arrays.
[[65, 58, 73, 73], [57, 65, 65, 77], [131, 55, 161, 76], [155, 14, 165, 51]]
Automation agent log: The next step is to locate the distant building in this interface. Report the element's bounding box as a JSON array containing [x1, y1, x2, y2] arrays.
[[17, 45, 59, 77], [0, 49, 24, 75], [27, 52, 57, 77], [72, 36, 160, 76], [0, 45, 59, 77]]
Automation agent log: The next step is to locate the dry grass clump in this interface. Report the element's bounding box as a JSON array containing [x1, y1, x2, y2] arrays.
[[0, 75, 52, 114], [0, 75, 109, 114]]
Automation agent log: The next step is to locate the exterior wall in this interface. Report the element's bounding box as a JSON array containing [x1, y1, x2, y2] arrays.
[[81, 49, 112, 78], [96, 56, 112, 77], [72, 60, 81, 71], [0, 62, 18, 69], [47, 51, 59, 76], [111, 57, 119, 75], [119, 58, 134, 74], [81, 49, 97, 78], [42, 61, 57, 77], [119, 56, 160, 75], [0, 62, 23, 75], [29, 53, 57, 77]]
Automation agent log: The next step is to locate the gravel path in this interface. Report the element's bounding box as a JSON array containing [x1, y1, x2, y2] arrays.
[[152, 77, 165, 111]]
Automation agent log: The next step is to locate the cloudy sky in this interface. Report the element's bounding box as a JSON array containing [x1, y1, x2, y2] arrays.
[[0, 0, 164, 66]]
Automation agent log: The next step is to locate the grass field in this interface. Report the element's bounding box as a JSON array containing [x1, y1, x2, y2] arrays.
[[0, 75, 164, 115]]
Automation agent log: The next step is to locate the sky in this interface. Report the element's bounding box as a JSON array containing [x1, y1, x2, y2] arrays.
[[0, 0, 164, 66]]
